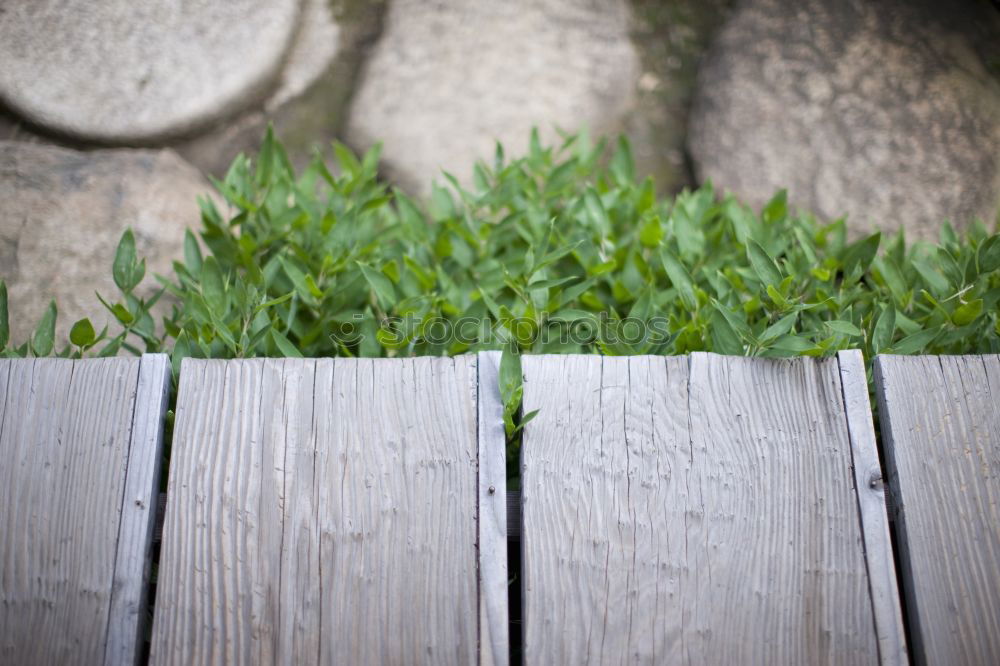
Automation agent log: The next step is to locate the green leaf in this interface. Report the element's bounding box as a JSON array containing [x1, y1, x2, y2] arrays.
[[887, 327, 940, 355], [304, 274, 324, 299], [639, 217, 663, 247], [184, 229, 203, 274], [978, 235, 1000, 273], [584, 187, 610, 232], [762, 190, 787, 224], [359, 263, 397, 309], [951, 299, 983, 327], [97, 335, 123, 357], [942, 246, 965, 282], [549, 309, 597, 323], [111, 303, 134, 325], [711, 300, 751, 338], [875, 257, 907, 303], [588, 260, 618, 276], [810, 267, 831, 282], [170, 331, 190, 376], [361, 142, 382, 176], [361, 195, 392, 214], [709, 309, 743, 354], [499, 347, 522, 402], [113, 229, 140, 292], [529, 127, 543, 161], [912, 259, 949, 297], [609, 135, 634, 184], [257, 124, 278, 187], [200, 256, 226, 313], [872, 303, 895, 354], [747, 240, 782, 287], [628, 288, 654, 322], [375, 326, 408, 351], [32, 300, 57, 357], [940, 221, 958, 247], [69, 318, 96, 347], [333, 140, 362, 177], [279, 257, 317, 304], [526, 276, 578, 292], [769, 334, 815, 353], [499, 347, 525, 437], [255, 292, 294, 313], [766, 284, 789, 309], [825, 320, 862, 337], [508, 409, 540, 437], [660, 248, 697, 310], [842, 233, 881, 278], [271, 328, 303, 357], [760, 312, 798, 343]]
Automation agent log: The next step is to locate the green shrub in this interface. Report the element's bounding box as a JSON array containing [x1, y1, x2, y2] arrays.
[[1, 128, 998, 446]]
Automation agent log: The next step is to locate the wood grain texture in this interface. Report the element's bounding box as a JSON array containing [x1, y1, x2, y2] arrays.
[[150, 356, 485, 665], [150, 358, 261, 665], [836, 350, 907, 666], [874, 354, 1000, 665], [477, 351, 509, 666], [104, 354, 172, 666], [0, 356, 167, 666], [520, 353, 881, 665]]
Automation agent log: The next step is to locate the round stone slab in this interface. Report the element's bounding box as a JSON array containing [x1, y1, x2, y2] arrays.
[[688, 0, 1000, 239], [346, 0, 639, 197], [0, 0, 300, 142], [1, 141, 215, 346]]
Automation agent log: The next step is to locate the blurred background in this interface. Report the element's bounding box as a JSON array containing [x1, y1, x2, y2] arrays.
[[1, 0, 998, 338]]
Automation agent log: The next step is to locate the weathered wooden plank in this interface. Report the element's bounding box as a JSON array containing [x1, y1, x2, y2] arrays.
[[477, 351, 509, 666], [318, 357, 480, 664], [151, 356, 485, 665], [874, 354, 1000, 665], [276, 359, 320, 665], [0, 356, 167, 666], [104, 353, 172, 666], [149, 359, 242, 664], [520, 353, 882, 665], [520, 355, 690, 664], [836, 350, 907, 665]]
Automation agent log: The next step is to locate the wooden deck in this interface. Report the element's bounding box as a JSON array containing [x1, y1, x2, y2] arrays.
[[148, 356, 505, 665], [0, 355, 170, 666], [0, 351, 997, 665], [875, 355, 1000, 665], [519, 352, 900, 664]]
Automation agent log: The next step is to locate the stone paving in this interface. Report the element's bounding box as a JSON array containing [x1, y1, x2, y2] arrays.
[[346, 0, 640, 196], [0, 0, 998, 341], [688, 0, 1000, 240], [0, 0, 301, 142], [0, 142, 213, 343]]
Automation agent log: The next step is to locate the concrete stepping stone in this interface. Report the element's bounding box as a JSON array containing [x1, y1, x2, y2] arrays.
[[0, 141, 213, 346], [175, 0, 349, 176], [0, 0, 301, 143], [688, 0, 1000, 239], [346, 0, 640, 196]]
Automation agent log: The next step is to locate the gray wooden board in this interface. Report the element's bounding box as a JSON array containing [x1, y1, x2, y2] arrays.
[[836, 351, 907, 665], [0, 355, 170, 666], [520, 353, 888, 664], [150, 356, 497, 665], [874, 354, 1000, 665], [477, 351, 510, 666]]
